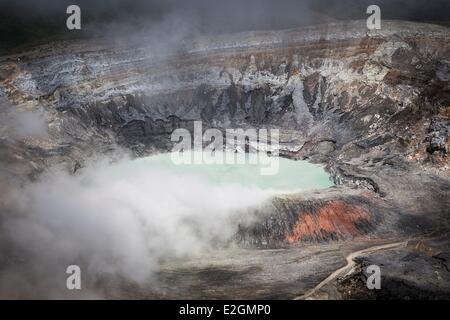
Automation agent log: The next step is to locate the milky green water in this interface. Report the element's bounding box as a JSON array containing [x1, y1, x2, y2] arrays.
[[114, 152, 333, 192]]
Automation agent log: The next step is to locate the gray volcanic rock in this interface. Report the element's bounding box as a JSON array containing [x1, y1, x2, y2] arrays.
[[1, 21, 449, 169]]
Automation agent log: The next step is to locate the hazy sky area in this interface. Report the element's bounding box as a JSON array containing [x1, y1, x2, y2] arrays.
[[0, 0, 449, 52]]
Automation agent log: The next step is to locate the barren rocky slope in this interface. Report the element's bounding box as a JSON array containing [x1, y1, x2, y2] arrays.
[[0, 20, 449, 298]]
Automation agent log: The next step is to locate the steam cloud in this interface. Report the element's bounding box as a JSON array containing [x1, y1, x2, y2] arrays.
[[0, 98, 48, 140], [0, 156, 275, 298]]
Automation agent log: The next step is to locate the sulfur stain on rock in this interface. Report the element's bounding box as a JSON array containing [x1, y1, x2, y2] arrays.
[[286, 201, 371, 243]]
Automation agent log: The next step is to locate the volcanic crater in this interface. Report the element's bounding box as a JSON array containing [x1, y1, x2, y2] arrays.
[[0, 20, 449, 299]]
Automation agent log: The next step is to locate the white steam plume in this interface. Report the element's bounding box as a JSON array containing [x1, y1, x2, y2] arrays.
[[0, 156, 275, 298]]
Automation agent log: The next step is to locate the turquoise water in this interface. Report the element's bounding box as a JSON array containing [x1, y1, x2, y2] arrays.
[[113, 152, 333, 192]]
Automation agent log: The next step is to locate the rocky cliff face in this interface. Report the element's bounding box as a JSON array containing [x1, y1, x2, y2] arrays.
[[1, 21, 448, 164]]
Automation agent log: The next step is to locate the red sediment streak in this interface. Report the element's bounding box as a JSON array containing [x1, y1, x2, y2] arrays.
[[285, 201, 370, 243]]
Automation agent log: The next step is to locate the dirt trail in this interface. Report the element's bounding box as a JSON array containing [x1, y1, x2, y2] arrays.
[[296, 240, 408, 300]]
